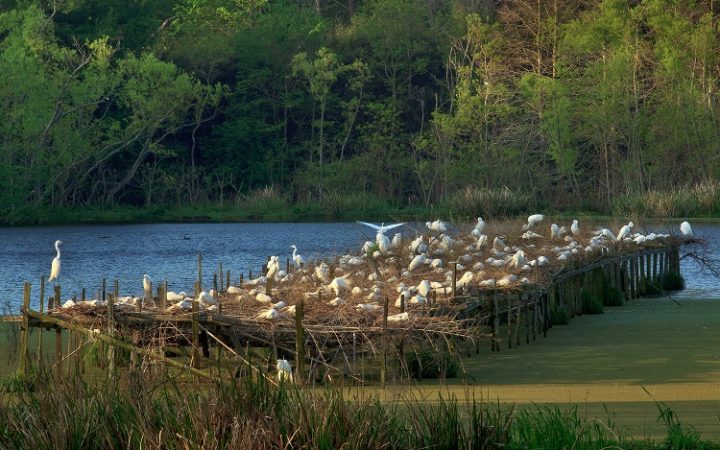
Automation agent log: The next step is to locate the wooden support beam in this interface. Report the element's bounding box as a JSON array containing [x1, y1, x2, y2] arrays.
[[18, 282, 31, 375]]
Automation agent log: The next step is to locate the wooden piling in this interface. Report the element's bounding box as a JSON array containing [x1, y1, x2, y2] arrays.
[[219, 262, 223, 291], [381, 296, 388, 387], [144, 279, 152, 310], [192, 282, 200, 368], [54, 285, 62, 376], [639, 255, 646, 295], [451, 262, 457, 298], [38, 277, 45, 368], [18, 282, 31, 375], [198, 253, 203, 290], [295, 300, 305, 385], [157, 284, 166, 310], [652, 252, 658, 283], [226, 271, 230, 292], [102, 278, 106, 302], [108, 283, 116, 378], [507, 294, 513, 349], [213, 273, 218, 294], [492, 289, 500, 351]]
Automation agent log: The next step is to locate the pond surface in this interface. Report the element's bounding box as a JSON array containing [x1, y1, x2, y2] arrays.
[[0, 221, 717, 311]]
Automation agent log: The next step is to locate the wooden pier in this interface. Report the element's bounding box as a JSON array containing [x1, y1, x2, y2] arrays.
[[8, 242, 682, 386]]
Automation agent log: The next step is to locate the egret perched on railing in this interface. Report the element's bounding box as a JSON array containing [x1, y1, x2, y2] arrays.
[[48, 240, 63, 282]]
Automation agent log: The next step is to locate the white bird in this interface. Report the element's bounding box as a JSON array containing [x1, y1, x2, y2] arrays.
[[550, 223, 567, 239], [198, 291, 216, 305], [492, 237, 506, 252], [617, 221, 634, 241], [523, 214, 544, 230], [143, 274, 152, 293], [166, 291, 187, 302], [329, 276, 350, 296], [409, 236, 428, 254], [290, 245, 304, 268], [357, 221, 405, 234], [417, 280, 431, 297], [680, 221, 693, 236], [456, 271, 474, 289], [571, 219, 580, 236], [387, 312, 409, 322], [472, 217, 486, 237], [408, 254, 427, 272], [266, 256, 280, 280], [314, 263, 330, 283], [226, 286, 241, 295], [391, 233, 402, 249], [356, 303, 381, 312], [276, 359, 293, 383], [508, 250, 526, 269], [48, 240, 63, 282], [260, 308, 280, 320], [426, 219, 447, 232]]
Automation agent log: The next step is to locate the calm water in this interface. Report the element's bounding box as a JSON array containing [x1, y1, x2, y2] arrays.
[[0, 222, 717, 311]]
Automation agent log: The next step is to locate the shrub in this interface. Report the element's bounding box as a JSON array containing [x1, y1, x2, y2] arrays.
[[581, 288, 604, 314], [550, 305, 570, 325], [406, 350, 459, 379]]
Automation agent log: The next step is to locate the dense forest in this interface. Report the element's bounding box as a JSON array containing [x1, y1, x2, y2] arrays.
[[1, 0, 719, 223]]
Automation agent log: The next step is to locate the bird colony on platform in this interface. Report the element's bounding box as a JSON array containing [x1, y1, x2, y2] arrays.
[[48, 217, 691, 327]]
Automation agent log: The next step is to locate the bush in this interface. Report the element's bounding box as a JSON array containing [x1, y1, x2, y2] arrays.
[[602, 285, 624, 307], [581, 288, 604, 314], [406, 350, 459, 379], [661, 272, 685, 291], [550, 305, 570, 325]]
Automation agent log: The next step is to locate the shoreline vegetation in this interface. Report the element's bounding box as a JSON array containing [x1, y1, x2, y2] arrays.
[[4, 185, 720, 226]]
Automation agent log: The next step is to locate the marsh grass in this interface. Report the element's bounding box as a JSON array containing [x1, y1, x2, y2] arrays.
[[611, 182, 720, 218], [0, 370, 718, 449], [442, 186, 536, 220], [660, 272, 686, 291], [551, 304, 570, 325], [581, 287, 604, 314]]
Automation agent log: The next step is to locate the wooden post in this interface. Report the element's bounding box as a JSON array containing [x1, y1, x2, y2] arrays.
[[492, 289, 500, 351], [295, 300, 305, 385], [286, 258, 291, 275], [213, 273, 218, 294], [108, 284, 116, 378], [639, 255, 646, 295], [645, 253, 651, 290], [652, 252, 658, 283], [157, 284, 166, 310], [198, 253, 203, 290], [400, 294, 405, 313], [144, 280, 152, 310], [102, 278, 107, 302], [192, 282, 200, 368], [630, 256, 637, 298], [54, 285, 62, 376], [381, 296, 388, 387], [38, 277, 45, 368], [226, 271, 230, 292], [18, 282, 31, 375], [507, 294, 513, 349], [218, 262, 223, 291], [451, 262, 457, 298]]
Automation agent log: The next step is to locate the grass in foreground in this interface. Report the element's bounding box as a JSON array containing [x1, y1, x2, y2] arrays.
[[0, 369, 716, 449]]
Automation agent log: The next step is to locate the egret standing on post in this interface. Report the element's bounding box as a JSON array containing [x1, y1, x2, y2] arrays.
[[48, 240, 63, 282], [680, 221, 693, 237]]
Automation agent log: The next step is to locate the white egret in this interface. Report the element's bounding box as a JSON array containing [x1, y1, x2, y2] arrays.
[[356, 303, 381, 312], [472, 217, 486, 237], [408, 254, 427, 272], [143, 274, 152, 294], [391, 233, 402, 249], [290, 245, 304, 268], [357, 222, 404, 254], [329, 276, 349, 296], [387, 312, 409, 322], [198, 291, 216, 305], [426, 219, 447, 232], [492, 237, 506, 252], [616, 221, 634, 241], [571, 219, 580, 236], [266, 256, 280, 280], [48, 240, 63, 282], [276, 359, 293, 383], [523, 214, 544, 230], [508, 250, 526, 269], [680, 221, 693, 236]]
